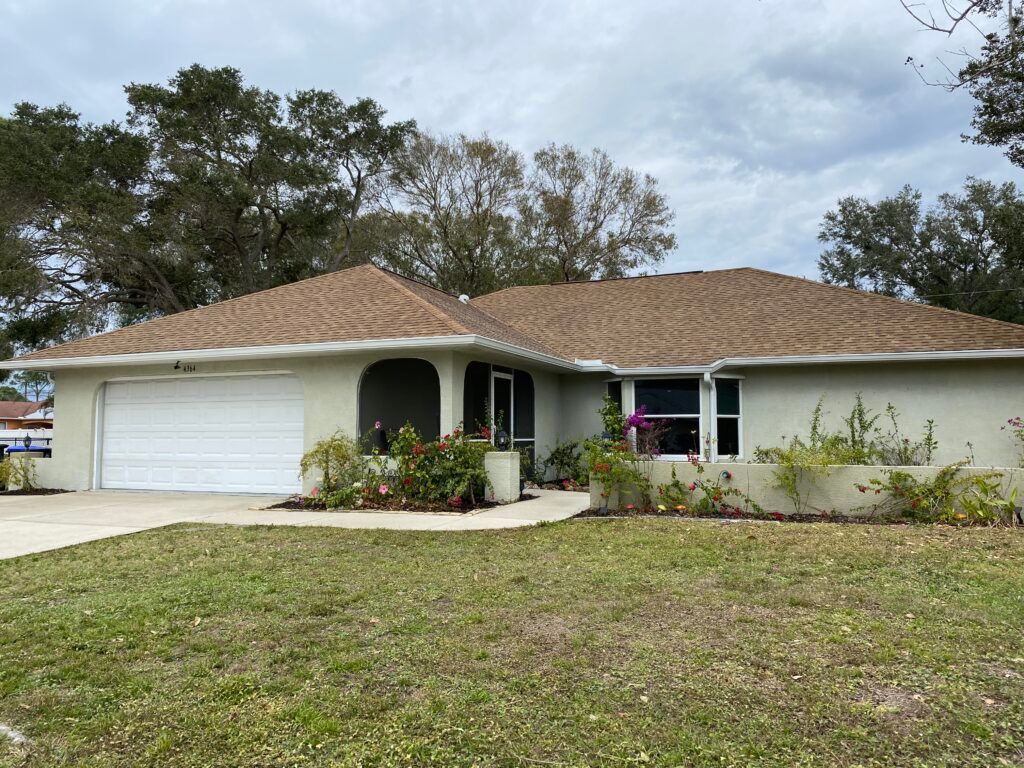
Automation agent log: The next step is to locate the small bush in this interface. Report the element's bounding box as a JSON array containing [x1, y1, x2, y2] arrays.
[[858, 463, 1019, 525], [541, 439, 585, 483], [584, 436, 647, 509], [657, 461, 764, 518], [299, 431, 365, 492], [0, 456, 38, 491], [753, 394, 941, 513]]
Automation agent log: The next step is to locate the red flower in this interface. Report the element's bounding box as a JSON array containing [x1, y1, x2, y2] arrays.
[[403, 477, 413, 487], [480, 426, 492, 440], [310, 486, 320, 497], [449, 496, 463, 508], [910, 499, 919, 508], [857, 485, 867, 493], [771, 511, 785, 521], [439, 442, 450, 451], [687, 482, 696, 491]]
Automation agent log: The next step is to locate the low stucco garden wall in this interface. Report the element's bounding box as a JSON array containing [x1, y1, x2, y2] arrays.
[[590, 461, 1024, 516]]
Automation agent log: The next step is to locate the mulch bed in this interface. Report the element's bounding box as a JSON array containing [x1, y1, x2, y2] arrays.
[[575, 506, 912, 525], [268, 493, 538, 514], [0, 488, 71, 496]]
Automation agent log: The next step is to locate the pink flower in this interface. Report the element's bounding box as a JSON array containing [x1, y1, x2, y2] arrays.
[[374, 420, 382, 430], [687, 482, 696, 491], [310, 486, 320, 497], [378, 484, 389, 495]]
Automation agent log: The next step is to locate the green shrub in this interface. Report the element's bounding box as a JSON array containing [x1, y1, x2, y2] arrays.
[[598, 393, 626, 438], [584, 437, 648, 509], [657, 462, 764, 517], [299, 431, 366, 492], [753, 394, 941, 513], [541, 439, 585, 483], [859, 463, 1018, 525], [387, 423, 491, 507], [0, 456, 37, 491]]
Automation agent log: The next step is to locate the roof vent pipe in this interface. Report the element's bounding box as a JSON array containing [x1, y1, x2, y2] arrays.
[[458, 294, 470, 304]]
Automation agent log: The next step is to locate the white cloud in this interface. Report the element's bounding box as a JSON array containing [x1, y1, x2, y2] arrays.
[[1, 0, 1020, 276]]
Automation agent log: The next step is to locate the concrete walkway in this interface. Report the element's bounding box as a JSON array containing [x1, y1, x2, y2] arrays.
[[0, 489, 589, 559]]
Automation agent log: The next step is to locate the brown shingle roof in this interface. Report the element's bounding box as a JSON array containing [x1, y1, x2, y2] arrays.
[[10, 266, 1024, 368], [13, 265, 562, 362], [0, 401, 47, 419], [470, 268, 1024, 367]]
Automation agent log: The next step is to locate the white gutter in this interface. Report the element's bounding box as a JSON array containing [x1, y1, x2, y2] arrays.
[[4, 335, 1024, 374], [605, 347, 1024, 376]]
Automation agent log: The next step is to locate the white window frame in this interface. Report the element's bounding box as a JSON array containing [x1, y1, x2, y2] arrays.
[[712, 375, 743, 461], [629, 377, 703, 459]]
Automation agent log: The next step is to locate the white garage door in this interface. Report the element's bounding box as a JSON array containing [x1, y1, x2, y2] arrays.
[[100, 374, 304, 494]]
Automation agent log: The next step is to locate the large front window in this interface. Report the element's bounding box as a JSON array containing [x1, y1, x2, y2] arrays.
[[634, 378, 701, 456]]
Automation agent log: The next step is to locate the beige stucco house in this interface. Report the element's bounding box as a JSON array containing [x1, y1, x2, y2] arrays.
[[4, 264, 1024, 494]]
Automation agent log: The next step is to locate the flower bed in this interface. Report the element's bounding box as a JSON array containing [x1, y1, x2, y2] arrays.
[[294, 422, 497, 513]]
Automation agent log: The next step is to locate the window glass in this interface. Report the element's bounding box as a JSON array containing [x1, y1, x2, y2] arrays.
[[716, 379, 740, 416], [492, 376, 512, 435], [636, 379, 699, 415], [651, 417, 701, 455], [716, 418, 740, 456], [513, 370, 535, 439], [606, 380, 622, 409], [463, 361, 490, 433]]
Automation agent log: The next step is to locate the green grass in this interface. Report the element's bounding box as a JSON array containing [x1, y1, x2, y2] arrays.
[[1, 519, 1023, 767]]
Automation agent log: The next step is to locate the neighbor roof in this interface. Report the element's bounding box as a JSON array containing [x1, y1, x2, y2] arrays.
[[11, 265, 561, 363], [471, 268, 1024, 367], [0, 401, 48, 419], [8, 265, 1024, 369]]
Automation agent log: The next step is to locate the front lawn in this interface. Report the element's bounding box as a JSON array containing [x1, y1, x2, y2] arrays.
[[1, 519, 1023, 767]]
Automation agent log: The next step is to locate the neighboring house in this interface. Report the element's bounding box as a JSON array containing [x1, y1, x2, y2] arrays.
[[3, 264, 1024, 494], [0, 401, 53, 431]]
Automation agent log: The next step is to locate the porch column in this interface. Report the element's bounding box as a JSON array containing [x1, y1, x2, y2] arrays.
[[435, 351, 466, 436]]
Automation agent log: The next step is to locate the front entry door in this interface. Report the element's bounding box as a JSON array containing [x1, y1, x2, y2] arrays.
[[491, 371, 513, 442]]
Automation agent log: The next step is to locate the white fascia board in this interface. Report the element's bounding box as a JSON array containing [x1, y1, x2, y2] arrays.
[[708, 348, 1024, 370], [609, 347, 1024, 376], [0, 334, 581, 372]]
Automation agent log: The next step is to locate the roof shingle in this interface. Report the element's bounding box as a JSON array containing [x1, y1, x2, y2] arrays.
[[470, 268, 1024, 367], [10, 265, 1024, 368], [13, 265, 561, 363]]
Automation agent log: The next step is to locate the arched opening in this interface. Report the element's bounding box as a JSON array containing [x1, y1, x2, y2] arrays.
[[359, 358, 440, 451]]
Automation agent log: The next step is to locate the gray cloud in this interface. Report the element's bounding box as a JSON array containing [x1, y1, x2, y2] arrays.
[[1, 0, 1020, 278]]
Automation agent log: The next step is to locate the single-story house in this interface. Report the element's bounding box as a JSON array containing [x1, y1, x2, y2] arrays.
[[0, 401, 53, 430], [3, 264, 1024, 494]]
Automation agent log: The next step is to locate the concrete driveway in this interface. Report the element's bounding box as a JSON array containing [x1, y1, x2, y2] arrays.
[[0, 489, 589, 560]]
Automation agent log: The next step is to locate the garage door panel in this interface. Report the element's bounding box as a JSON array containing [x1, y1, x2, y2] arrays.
[[101, 374, 303, 494]]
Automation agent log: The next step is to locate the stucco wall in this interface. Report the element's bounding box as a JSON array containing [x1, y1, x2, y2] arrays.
[[46, 350, 565, 492], [738, 359, 1024, 467], [48, 351, 463, 492], [590, 460, 1024, 516], [557, 373, 608, 443]]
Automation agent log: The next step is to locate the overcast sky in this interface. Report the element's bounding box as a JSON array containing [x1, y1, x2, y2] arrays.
[[2, 0, 1019, 278]]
